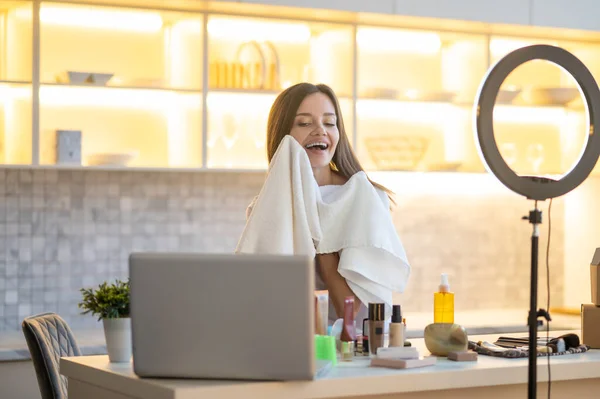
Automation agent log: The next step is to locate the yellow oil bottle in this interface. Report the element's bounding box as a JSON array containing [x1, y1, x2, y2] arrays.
[[434, 273, 454, 323]]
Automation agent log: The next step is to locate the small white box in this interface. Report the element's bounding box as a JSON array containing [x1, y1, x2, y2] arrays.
[[56, 130, 81, 165]]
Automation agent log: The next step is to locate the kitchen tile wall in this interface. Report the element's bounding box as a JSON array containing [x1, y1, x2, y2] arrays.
[[0, 168, 564, 331], [394, 192, 564, 313]]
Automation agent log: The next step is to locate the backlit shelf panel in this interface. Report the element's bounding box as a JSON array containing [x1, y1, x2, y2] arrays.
[[209, 87, 352, 100], [208, 88, 281, 96], [41, 82, 201, 94], [39, 84, 202, 109], [0, 82, 32, 165], [0, 79, 32, 85], [38, 84, 202, 168]]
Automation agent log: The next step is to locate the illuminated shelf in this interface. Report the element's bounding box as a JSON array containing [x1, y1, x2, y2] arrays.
[[41, 82, 202, 94], [356, 98, 587, 111], [39, 2, 204, 98], [0, 81, 32, 165], [0, 0, 598, 175], [38, 83, 203, 168], [2, 1, 33, 83], [209, 88, 281, 95], [210, 88, 353, 101], [356, 98, 458, 119], [0, 79, 32, 85], [358, 97, 457, 105], [38, 84, 201, 109], [454, 101, 582, 108]]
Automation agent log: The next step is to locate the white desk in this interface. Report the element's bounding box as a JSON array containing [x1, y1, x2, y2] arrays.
[[60, 330, 600, 399]]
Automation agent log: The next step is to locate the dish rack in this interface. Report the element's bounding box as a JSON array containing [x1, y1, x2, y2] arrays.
[[365, 136, 429, 170], [209, 40, 281, 90]]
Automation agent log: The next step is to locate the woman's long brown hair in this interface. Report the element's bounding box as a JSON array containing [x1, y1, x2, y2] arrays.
[[266, 82, 395, 205]]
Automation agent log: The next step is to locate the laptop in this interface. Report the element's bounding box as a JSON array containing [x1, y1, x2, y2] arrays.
[[129, 252, 330, 381]]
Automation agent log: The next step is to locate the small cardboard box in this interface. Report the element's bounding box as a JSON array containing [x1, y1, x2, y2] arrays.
[[581, 304, 600, 348], [592, 248, 600, 305]]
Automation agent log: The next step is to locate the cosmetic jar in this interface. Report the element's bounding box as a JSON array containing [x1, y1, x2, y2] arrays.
[[341, 341, 355, 361]]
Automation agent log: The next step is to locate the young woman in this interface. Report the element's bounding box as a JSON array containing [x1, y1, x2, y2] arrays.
[[246, 82, 396, 322]]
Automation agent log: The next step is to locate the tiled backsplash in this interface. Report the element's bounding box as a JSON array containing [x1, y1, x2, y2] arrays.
[[392, 193, 564, 313], [0, 168, 564, 331]]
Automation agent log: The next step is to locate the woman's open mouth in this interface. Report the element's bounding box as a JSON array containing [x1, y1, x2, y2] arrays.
[[304, 142, 329, 154]]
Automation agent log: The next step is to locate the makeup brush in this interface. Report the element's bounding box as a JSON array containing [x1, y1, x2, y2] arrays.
[[557, 333, 580, 349], [548, 333, 580, 351]]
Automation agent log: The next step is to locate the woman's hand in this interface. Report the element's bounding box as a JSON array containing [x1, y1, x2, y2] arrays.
[[316, 252, 362, 319]]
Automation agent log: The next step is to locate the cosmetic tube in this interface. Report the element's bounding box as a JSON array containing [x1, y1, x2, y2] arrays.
[[340, 297, 356, 361], [340, 297, 356, 342], [368, 303, 385, 356], [314, 291, 328, 335]]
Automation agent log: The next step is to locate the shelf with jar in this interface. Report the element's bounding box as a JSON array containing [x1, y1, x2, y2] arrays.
[[204, 15, 354, 169]]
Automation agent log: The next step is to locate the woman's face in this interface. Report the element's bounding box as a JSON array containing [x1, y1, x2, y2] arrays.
[[289, 92, 339, 170]]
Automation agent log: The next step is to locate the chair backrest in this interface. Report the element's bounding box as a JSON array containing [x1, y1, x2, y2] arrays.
[[22, 312, 82, 399]]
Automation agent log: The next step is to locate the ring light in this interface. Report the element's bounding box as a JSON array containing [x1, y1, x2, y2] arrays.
[[474, 44, 600, 399], [474, 44, 600, 200]]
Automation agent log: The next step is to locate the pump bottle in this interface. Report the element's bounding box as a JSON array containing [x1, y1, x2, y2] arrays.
[[434, 273, 454, 323]]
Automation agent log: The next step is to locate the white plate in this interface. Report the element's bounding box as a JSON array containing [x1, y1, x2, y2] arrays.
[[86, 152, 138, 167]]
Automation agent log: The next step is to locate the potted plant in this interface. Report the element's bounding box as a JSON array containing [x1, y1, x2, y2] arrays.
[[78, 279, 132, 363]]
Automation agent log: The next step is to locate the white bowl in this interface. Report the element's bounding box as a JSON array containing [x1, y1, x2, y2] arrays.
[[67, 71, 90, 84], [496, 89, 521, 104], [522, 87, 580, 106], [86, 152, 138, 167], [90, 73, 114, 86], [401, 90, 456, 102], [56, 71, 114, 86]]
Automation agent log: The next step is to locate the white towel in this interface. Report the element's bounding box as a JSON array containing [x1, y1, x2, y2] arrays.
[[235, 135, 410, 317]]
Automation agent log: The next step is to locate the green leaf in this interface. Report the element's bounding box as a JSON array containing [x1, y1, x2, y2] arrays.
[[78, 278, 130, 321]]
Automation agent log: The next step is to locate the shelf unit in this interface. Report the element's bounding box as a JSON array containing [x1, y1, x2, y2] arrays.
[[1, 0, 599, 176]]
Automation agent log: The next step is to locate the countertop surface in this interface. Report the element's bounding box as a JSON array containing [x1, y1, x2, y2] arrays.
[[60, 329, 599, 399], [1, 309, 581, 362], [0, 328, 106, 362], [403, 309, 580, 338]]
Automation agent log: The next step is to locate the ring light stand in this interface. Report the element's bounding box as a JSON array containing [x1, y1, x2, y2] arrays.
[[474, 44, 600, 399]]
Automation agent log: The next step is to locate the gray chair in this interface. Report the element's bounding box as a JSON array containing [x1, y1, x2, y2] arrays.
[[22, 312, 82, 399]]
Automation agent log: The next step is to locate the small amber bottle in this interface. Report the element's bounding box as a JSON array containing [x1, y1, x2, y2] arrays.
[[434, 273, 454, 323]]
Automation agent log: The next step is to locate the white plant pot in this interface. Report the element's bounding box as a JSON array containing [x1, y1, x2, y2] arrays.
[[102, 317, 132, 363]]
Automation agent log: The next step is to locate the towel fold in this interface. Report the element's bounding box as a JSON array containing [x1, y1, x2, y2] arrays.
[[235, 135, 410, 317]]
